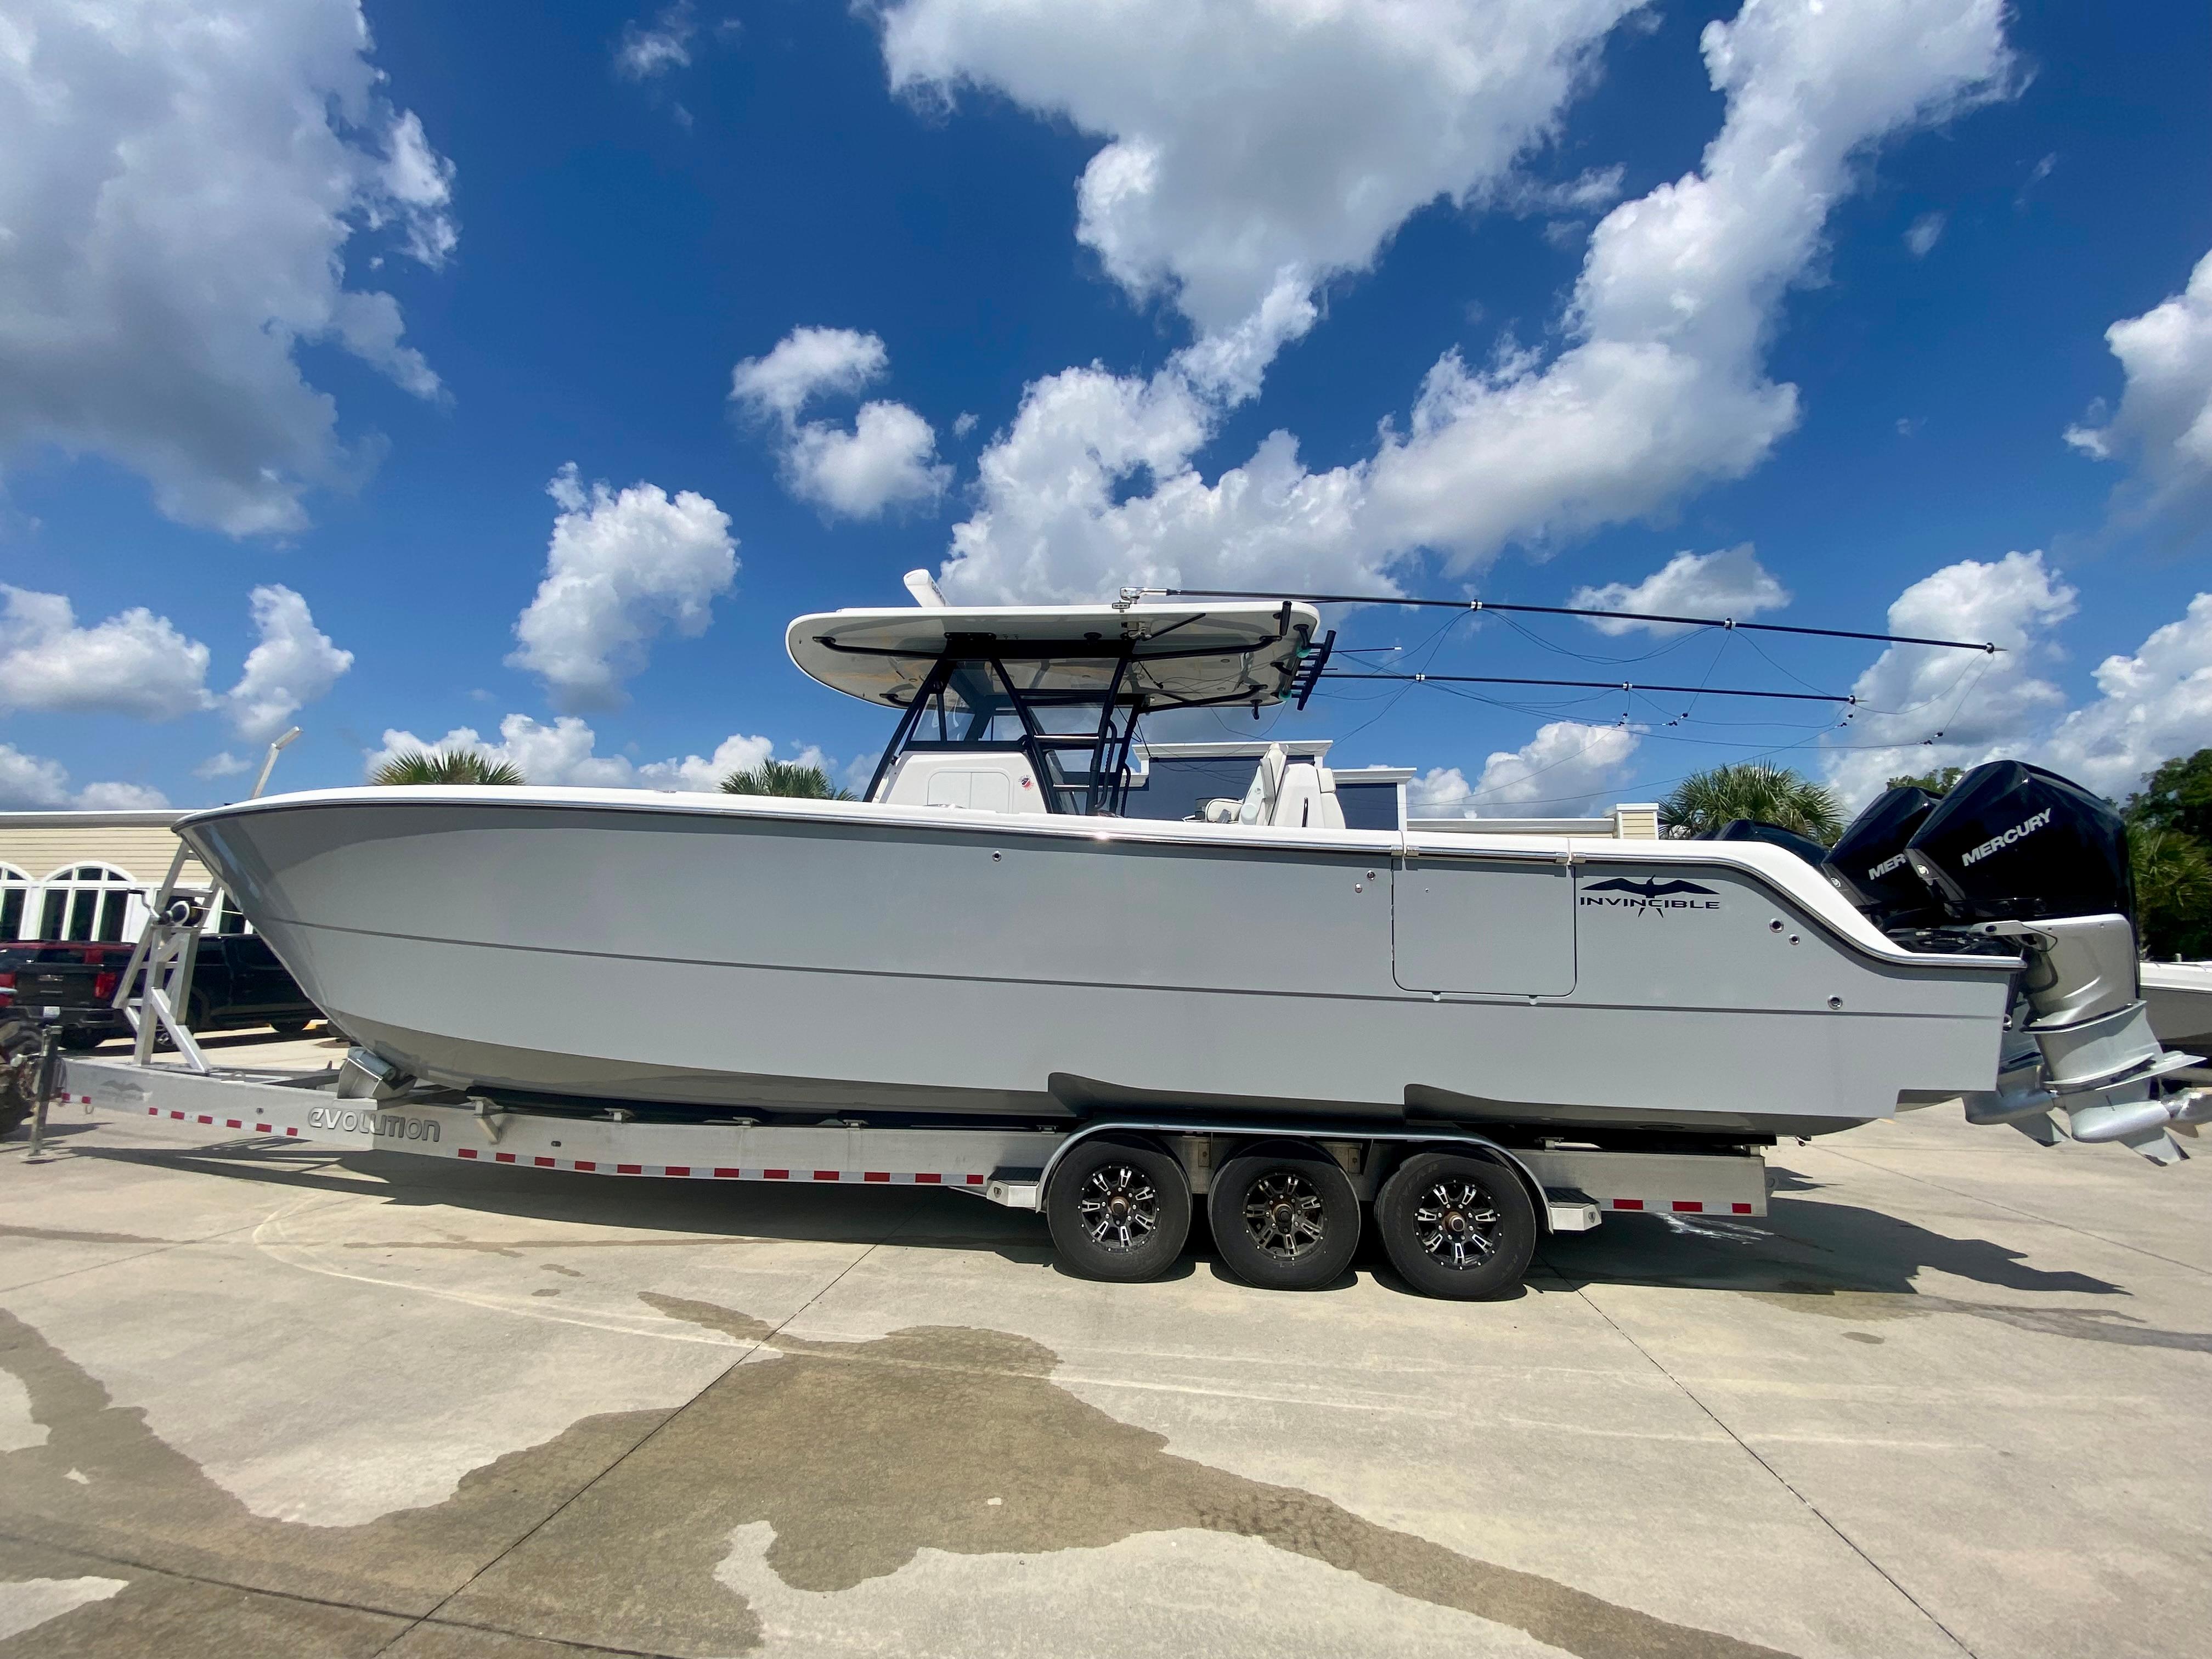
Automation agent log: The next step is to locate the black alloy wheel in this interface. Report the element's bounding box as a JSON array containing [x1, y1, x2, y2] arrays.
[[1046, 1135, 1192, 1283], [1208, 1146, 1360, 1291], [1374, 1151, 1536, 1300]]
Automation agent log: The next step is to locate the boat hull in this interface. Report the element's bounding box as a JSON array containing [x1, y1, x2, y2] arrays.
[[2141, 961, 2212, 1058], [180, 790, 2018, 1139]]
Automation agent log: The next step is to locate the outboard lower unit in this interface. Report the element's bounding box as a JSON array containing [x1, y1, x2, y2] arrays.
[[1839, 760, 2212, 1162]]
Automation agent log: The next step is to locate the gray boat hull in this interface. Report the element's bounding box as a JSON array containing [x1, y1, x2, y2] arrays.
[[179, 789, 2018, 1138]]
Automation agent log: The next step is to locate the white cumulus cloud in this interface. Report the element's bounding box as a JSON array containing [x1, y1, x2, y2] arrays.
[[0, 587, 214, 720], [75, 781, 170, 810], [364, 715, 789, 793], [2064, 246, 2212, 538], [225, 585, 354, 742], [0, 743, 167, 810], [1570, 544, 1789, 635], [0, 744, 74, 809], [2039, 593, 2212, 799], [509, 465, 739, 712], [0, 0, 457, 534], [1361, 0, 2012, 567], [782, 401, 947, 520], [1904, 211, 1947, 258], [616, 3, 697, 80], [882, 0, 1642, 342], [936, 0, 2013, 604], [730, 328, 946, 518], [1409, 720, 1643, 817], [730, 327, 888, 421], [1822, 550, 2078, 807]]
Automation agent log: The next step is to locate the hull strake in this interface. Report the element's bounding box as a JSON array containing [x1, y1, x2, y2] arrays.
[[180, 793, 2016, 1135]]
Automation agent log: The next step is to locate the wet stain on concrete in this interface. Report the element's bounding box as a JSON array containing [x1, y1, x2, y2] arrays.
[[0, 1306, 697, 1652], [0, 1223, 170, 1246], [1753, 1287, 2212, 1352], [0, 1297, 1802, 1659], [442, 1293, 1799, 1658]]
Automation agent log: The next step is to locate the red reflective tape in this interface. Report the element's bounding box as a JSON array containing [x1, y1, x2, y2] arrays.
[[1672, 1200, 1702, 1213], [664, 1165, 690, 1177], [458, 1147, 478, 1159], [225, 1119, 243, 1130], [1612, 1198, 1644, 1210], [812, 1170, 839, 1182], [494, 1152, 516, 1164], [573, 1159, 596, 1171], [713, 1167, 741, 1178], [864, 1171, 889, 1183], [170, 1110, 184, 1119], [255, 1124, 273, 1133], [616, 1163, 642, 1174], [1731, 1202, 1753, 1215], [764, 1169, 788, 1180], [965, 1173, 984, 1185], [914, 1172, 941, 1184], [533, 1156, 556, 1168], [196, 1115, 213, 1125], [284, 1127, 299, 1137]]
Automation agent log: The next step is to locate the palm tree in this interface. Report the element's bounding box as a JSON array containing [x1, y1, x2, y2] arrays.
[[1660, 762, 1843, 843], [1885, 765, 1965, 796], [370, 749, 526, 786], [720, 759, 854, 800], [2131, 823, 2212, 960]]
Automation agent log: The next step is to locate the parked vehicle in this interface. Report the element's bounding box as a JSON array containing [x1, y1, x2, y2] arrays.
[[0, 934, 320, 1050]]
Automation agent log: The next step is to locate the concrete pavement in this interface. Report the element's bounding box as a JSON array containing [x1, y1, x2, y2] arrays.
[[2, 1043, 2207, 1657]]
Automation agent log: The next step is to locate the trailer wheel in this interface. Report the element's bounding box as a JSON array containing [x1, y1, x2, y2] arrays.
[[1046, 1135, 1192, 1283], [1375, 1152, 1535, 1300], [0, 1017, 38, 1137], [1209, 1145, 1361, 1291]]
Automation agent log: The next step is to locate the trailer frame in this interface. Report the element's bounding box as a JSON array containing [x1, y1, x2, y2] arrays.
[[43, 1047, 1775, 1294]]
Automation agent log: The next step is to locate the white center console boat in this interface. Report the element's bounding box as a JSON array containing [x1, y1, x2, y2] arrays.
[[137, 580, 2203, 1296]]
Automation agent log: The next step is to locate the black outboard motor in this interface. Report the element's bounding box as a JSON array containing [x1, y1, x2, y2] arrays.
[[1823, 785, 1946, 930], [1899, 760, 2201, 1160], [1712, 817, 1830, 865], [1904, 761, 2133, 923]]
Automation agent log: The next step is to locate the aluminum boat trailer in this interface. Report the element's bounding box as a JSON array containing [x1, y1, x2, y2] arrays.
[[46, 1046, 1776, 1299]]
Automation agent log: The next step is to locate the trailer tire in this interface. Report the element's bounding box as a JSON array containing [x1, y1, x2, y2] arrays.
[[1209, 1144, 1361, 1291], [0, 1017, 38, 1137], [1046, 1135, 1191, 1283], [1375, 1152, 1535, 1301]]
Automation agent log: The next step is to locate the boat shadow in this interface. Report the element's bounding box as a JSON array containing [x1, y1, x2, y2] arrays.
[[52, 1135, 2124, 1303], [1534, 1193, 2123, 1299]]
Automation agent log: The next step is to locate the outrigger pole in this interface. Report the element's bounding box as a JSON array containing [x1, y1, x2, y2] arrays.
[[1148, 588, 2002, 654], [1321, 672, 1854, 704]]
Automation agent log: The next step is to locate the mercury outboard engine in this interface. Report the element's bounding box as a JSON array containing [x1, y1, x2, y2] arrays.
[[1823, 785, 1948, 930], [1712, 817, 1830, 865], [1894, 760, 2205, 1161]]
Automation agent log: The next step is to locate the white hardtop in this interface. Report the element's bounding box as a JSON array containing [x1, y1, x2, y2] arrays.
[[785, 599, 1322, 709]]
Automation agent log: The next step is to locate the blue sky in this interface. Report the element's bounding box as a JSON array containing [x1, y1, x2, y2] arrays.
[[2, 0, 2207, 815]]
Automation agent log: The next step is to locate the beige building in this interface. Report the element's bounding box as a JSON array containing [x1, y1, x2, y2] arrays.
[[0, 810, 227, 945]]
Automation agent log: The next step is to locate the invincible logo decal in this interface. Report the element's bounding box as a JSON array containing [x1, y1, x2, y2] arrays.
[[1960, 808, 2053, 866], [1579, 876, 1720, 914]]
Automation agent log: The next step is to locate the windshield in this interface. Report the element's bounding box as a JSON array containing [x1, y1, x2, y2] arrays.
[[870, 652, 1146, 813]]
